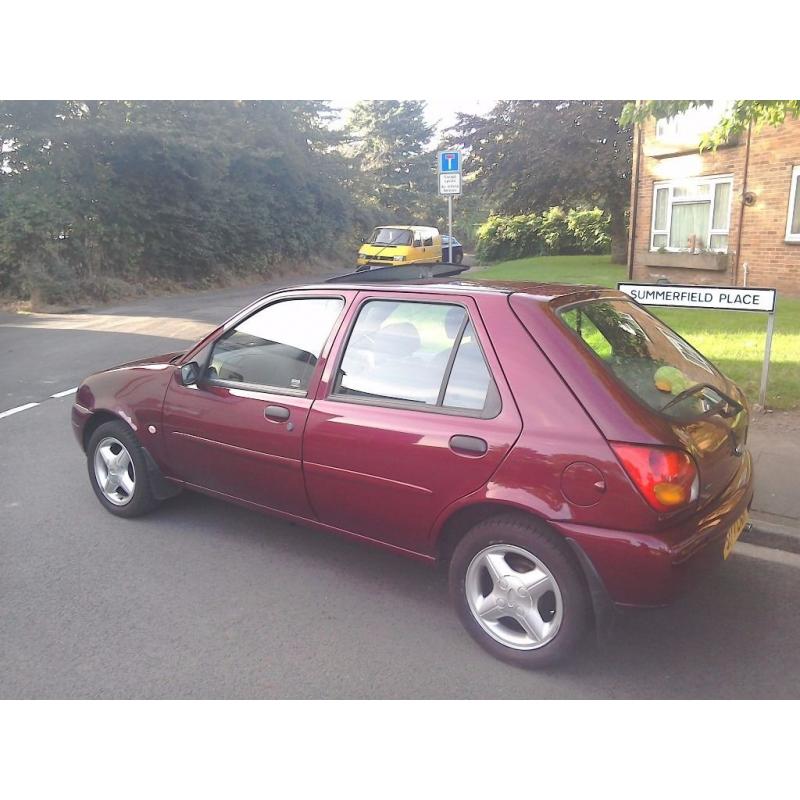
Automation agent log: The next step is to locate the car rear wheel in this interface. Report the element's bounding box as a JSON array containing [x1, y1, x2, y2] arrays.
[[454, 251, 463, 265], [87, 420, 159, 518], [449, 513, 591, 668]]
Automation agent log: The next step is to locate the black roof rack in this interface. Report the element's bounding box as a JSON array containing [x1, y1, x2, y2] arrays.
[[325, 263, 469, 284]]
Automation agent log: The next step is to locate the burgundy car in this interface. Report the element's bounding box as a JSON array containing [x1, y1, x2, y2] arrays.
[[72, 281, 753, 667]]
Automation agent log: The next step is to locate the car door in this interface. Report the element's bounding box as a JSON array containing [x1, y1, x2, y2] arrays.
[[302, 291, 523, 556], [162, 291, 350, 517]]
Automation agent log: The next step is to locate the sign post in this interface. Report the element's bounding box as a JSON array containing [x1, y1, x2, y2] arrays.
[[617, 282, 778, 407], [438, 150, 462, 265]]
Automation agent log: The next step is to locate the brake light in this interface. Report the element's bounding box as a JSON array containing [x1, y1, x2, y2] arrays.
[[611, 443, 699, 513]]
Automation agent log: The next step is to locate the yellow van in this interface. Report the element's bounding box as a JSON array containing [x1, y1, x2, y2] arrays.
[[357, 226, 442, 269]]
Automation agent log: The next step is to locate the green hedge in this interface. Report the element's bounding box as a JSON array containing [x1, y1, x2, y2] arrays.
[[476, 207, 611, 263]]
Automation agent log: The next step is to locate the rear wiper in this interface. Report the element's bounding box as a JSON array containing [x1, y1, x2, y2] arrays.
[[661, 383, 742, 417]]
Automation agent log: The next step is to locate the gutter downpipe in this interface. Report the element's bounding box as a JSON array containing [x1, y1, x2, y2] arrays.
[[733, 121, 753, 287], [627, 107, 643, 281]]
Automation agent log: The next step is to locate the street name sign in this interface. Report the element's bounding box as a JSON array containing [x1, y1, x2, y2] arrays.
[[618, 283, 776, 313], [439, 173, 462, 195]]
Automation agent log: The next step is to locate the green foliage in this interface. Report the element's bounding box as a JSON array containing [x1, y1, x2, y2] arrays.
[[621, 100, 800, 150], [0, 101, 370, 304], [344, 100, 435, 220], [449, 101, 631, 262], [475, 207, 610, 263], [566, 207, 612, 253]]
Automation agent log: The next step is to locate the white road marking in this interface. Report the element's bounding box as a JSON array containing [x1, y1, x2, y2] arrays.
[[0, 386, 79, 420], [0, 402, 39, 419], [735, 541, 800, 569]]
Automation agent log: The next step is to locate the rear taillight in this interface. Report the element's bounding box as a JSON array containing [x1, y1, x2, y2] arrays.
[[611, 443, 699, 513]]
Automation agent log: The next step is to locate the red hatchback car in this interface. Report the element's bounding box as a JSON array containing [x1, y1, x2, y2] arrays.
[[72, 281, 754, 667]]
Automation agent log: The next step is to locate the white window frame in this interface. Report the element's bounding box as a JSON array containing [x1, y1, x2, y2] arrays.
[[650, 174, 733, 253], [786, 165, 800, 243]]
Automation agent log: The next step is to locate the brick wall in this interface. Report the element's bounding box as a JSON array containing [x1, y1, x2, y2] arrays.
[[630, 116, 800, 295]]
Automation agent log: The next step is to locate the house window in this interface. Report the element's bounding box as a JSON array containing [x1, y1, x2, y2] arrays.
[[651, 175, 733, 252], [787, 165, 800, 243], [655, 102, 728, 144]]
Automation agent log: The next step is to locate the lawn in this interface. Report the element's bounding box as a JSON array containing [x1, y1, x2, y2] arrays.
[[477, 254, 800, 410]]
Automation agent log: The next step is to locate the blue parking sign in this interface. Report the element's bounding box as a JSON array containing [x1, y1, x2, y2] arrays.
[[439, 151, 460, 173]]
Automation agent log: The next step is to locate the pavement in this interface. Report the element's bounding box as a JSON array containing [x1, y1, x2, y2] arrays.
[[1, 268, 800, 698], [742, 411, 800, 553]]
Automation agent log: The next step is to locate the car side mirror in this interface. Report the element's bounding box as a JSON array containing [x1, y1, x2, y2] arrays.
[[179, 361, 201, 386], [360, 236, 366, 244]]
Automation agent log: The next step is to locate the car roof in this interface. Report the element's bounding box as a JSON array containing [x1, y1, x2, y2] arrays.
[[373, 225, 437, 232], [297, 279, 626, 303]]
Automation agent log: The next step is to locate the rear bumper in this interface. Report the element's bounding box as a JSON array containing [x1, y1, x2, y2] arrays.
[[552, 450, 754, 607]]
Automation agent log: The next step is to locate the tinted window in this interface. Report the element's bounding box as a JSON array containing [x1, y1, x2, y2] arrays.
[[423, 234, 433, 247], [208, 297, 343, 392], [559, 299, 730, 420], [443, 322, 493, 410], [334, 300, 496, 414]]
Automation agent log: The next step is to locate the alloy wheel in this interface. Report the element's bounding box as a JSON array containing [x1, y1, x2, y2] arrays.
[[465, 544, 563, 650], [93, 436, 136, 506]]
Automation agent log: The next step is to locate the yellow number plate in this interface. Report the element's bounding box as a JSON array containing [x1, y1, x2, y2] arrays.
[[723, 512, 749, 560]]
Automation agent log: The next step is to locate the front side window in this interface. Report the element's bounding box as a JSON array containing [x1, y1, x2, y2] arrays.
[[559, 299, 732, 420], [333, 300, 497, 414], [651, 176, 732, 252], [786, 165, 800, 242], [207, 297, 343, 393]]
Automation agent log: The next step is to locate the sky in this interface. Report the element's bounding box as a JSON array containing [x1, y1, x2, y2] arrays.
[[330, 99, 496, 136]]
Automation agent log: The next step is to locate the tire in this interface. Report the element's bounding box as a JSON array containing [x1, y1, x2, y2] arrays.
[[449, 513, 591, 668], [454, 251, 463, 265], [86, 420, 160, 518]]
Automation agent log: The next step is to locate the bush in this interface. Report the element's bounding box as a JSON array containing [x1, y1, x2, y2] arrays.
[[476, 206, 611, 263], [566, 207, 611, 254]]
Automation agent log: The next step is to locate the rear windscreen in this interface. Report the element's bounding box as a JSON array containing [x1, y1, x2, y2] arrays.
[[557, 298, 733, 420]]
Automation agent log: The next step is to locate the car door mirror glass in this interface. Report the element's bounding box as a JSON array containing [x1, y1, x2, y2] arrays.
[[179, 361, 201, 386]]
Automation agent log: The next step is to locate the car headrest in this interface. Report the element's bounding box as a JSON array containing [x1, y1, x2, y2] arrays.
[[373, 322, 421, 358]]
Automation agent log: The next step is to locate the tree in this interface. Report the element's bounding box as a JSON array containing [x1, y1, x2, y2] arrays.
[[0, 101, 364, 304], [621, 100, 800, 149], [344, 100, 435, 219], [450, 101, 632, 263]]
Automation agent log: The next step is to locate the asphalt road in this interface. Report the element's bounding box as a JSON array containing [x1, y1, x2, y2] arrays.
[[2, 278, 800, 698]]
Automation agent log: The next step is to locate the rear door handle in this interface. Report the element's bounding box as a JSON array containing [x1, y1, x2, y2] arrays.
[[449, 435, 488, 456], [264, 405, 290, 422]]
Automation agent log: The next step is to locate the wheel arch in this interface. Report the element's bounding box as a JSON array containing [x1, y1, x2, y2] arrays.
[[82, 409, 129, 451], [434, 500, 553, 564]]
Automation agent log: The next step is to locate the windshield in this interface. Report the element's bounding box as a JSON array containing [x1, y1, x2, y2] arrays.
[[369, 228, 413, 246], [558, 298, 733, 420]]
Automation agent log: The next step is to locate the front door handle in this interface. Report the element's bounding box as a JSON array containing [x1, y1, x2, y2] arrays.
[[264, 405, 290, 422], [449, 435, 488, 456]]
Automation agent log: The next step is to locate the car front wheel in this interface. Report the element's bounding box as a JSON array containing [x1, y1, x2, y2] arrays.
[[87, 420, 159, 517], [449, 513, 591, 668]]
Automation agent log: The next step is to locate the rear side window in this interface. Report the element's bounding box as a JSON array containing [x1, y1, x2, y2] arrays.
[[333, 300, 499, 415], [208, 297, 343, 393], [558, 299, 731, 420], [423, 233, 433, 247]]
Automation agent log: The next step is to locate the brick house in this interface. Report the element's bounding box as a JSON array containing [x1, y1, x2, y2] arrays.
[[627, 105, 800, 295]]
